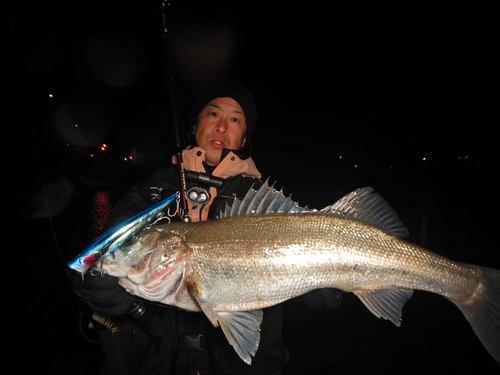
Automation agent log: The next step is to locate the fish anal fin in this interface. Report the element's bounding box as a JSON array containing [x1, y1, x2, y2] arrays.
[[355, 289, 413, 326], [185, 280, 263, 364]]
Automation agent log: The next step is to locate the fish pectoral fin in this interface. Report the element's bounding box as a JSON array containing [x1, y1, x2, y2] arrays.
[[355, 289, 413, 326], [185, 280, 263, 364], [217, 310, 263, 365], [186, 280, 220, 327]]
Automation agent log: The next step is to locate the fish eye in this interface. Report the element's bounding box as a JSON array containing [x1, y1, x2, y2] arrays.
[[123, 235, 139, 246]]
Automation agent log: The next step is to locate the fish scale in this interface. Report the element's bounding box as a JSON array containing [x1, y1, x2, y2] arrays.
[[96, 182, 500, 365], [181, 214, 478, 311]]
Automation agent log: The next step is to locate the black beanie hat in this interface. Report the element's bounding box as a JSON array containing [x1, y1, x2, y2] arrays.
[[189, 78, 257, 143]]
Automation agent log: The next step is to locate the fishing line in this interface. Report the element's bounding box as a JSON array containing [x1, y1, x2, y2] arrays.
[[8, 12, 68, 271], [28, 100, 68, 269], [161, 0, 191, 222]]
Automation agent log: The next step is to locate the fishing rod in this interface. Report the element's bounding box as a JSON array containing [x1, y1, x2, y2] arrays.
[[160, 0, 190, 222], [160, 2, 225, 212]]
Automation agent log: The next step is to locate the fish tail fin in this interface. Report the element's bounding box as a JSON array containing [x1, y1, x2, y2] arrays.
[[454, 265, 500, 363]]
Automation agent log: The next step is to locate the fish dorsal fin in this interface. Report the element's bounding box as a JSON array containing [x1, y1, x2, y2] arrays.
[[218, 180, 408, 238], [218, 178, 316, 219], [321, 187, 409, 238], [354, 289, 414, 326]]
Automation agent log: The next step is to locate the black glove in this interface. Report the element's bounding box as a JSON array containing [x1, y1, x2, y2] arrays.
[[302, 288, 342, 310], [68, 270, 166, 337], [128, 301, 166, 337], [68, 269, 137, 316]]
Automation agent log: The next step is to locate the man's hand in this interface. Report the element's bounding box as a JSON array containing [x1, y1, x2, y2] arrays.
[[68, 270, 137, 316]]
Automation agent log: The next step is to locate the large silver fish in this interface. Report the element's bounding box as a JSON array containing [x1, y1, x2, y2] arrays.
[[95, 181, 500, 365]]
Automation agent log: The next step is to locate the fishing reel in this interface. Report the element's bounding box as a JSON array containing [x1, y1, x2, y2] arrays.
[[187, 186, 211, 205], [185, 171, 224, 205]]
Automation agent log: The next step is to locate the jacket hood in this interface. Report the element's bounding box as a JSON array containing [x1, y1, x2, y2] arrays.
[[172, 146, 261, 179]]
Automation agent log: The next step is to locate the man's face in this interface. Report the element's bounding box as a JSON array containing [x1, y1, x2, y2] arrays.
[[195, 97, 247, 166]]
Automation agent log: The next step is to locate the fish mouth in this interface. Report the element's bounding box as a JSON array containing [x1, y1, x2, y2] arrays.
[[123, 250, 156, 284]]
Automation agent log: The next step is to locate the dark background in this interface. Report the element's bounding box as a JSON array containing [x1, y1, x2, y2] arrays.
[[7, 1, 498, 373]]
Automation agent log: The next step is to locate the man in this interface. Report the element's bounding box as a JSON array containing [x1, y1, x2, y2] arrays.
[[72, 78, 288, 374]]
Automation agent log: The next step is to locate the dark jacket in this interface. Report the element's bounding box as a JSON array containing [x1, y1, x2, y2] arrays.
[[73, 147, 286, 375], [103, 147, 263, 230]]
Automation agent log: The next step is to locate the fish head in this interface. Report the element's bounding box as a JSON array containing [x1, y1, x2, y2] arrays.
[[99, 228, 162, 281], [99, 224, 193, 304]]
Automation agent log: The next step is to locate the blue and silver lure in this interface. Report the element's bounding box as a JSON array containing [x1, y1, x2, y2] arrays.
[[68, 192, 179, 275]]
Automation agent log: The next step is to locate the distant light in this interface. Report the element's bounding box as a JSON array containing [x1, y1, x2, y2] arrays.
[[90, 154, 94, 157], [129, 156, 133, 160], [422, 157, 426, 161], [339, 156, 342, 159], [49, 94, 54, 98], [75, 124, 79, 127]]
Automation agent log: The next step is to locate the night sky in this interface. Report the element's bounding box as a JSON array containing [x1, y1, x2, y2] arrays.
[[10, 2, 496, 170]]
